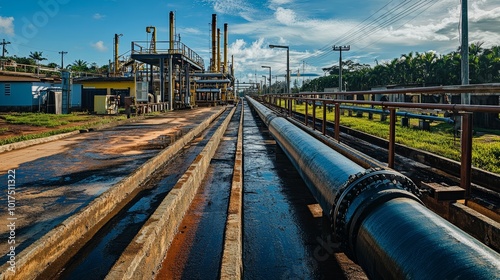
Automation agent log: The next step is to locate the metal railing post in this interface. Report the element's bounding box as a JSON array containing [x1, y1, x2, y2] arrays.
[[461, 112, 473, 202], [322, 101, 327, 135], [389, 108, 396, 168], [312, 100, 316, 131], [305, 100, 309, 126], [335, 103, 340, 142]]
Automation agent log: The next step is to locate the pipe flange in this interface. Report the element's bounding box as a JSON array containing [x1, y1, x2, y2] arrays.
[[330, 168, 421, 247]]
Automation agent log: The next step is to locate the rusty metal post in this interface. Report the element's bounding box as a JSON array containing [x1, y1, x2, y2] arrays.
[[288, 98, 292, 117], [335, 103, 340, 142], [304, 100, 308, 126], [388, 108, 396, 169], [461, 112, 473, 202], [312, 101, 316, 131], [322, 101, 327, 135]]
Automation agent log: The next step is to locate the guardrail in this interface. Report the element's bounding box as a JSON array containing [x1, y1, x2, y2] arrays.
[[258, 83, 500, 202], [247, 95, 500, 280], [131, 41, 204, 68]]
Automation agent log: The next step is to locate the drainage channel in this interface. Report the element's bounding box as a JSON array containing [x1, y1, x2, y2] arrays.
[[155, 101, 242, 279], [243, 98, 365, 279], [54, 108, 233, 280]]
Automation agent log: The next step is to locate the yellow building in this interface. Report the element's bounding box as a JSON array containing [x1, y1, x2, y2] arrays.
[[74, 76, 143, 112]]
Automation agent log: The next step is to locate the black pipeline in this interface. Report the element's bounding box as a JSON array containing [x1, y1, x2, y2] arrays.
[[247, 96, 500, 279]]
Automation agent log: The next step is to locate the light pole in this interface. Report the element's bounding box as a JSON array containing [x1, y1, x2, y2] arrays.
[[261, 65, 271, 94], [269, 44, 289, 95]]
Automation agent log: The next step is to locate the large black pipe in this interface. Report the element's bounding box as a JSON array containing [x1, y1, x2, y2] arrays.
[[246, 96, 500, 279]]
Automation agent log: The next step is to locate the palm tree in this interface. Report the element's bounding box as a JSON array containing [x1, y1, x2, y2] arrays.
[[29, 51, 47, 74], [69, 59, 89, 72]]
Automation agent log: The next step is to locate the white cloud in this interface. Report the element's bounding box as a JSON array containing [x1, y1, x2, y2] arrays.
[[270, 0, 293, 4], [202, 0, 248, 14], [274, 7, 296, 25], [91, 41, 108, 52], [202, 0, 255, 20], [93, 13, 105, 20], [0, 16, 14, 35], [180, 27, 202, 35], [203, 0, 500, 82], [228, 37, 322, 81]]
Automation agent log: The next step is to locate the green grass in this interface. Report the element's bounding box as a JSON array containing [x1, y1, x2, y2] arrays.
[[283, 101, 500, 174], [1, 112, 92, 127], [0, 114, 126, 146]]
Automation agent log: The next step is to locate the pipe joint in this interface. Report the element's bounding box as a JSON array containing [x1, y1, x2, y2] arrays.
[[330, 169, 421, 253]]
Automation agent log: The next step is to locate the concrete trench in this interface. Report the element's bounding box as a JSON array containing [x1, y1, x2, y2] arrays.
[[0, 108, 226, 280], [105, 105, 236, 279]]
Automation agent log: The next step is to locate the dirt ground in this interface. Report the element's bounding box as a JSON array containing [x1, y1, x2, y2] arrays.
[[0, 115, 121, 142]]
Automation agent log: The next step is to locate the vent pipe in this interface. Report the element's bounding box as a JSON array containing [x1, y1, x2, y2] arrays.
[[224, 23, 228, 74], [217, 28, 221, 73], [169, 11, 175, 51], [211, 14, 217, 72]]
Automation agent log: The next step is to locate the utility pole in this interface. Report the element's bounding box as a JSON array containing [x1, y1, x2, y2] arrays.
[[461, 0, 469, 104], [59, 51, 68, 69], [333, 45, 350, 92], [1, 39, 11, 58]]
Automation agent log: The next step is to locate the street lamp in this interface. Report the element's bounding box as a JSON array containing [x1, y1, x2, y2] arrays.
[[261, 65, 271, 94], [269, 44, 289, 95]]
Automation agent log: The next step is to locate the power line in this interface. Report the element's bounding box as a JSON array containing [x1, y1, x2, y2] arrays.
[[352, 0, 439, 57], [304, 0, 408, 64], [305, 0, 397, 62], [304, 0, 436, 67], [8, 42, 60, 53], [344, 0, 434, 47]]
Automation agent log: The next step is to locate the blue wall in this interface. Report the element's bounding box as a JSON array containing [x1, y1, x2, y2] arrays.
[[0, 82, 33, 111]]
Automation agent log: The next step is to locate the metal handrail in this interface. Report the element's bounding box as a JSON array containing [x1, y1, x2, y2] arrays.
[[131, 40, 204, 68], [260, 84, 500, 198], [297, 83, 500, 95]]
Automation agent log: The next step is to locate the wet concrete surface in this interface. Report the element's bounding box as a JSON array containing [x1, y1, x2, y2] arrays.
[[56, 108, 232, 280], [0, 107, 224, 264], [156, 103, 241, 280], [243, 100, 355, 279]]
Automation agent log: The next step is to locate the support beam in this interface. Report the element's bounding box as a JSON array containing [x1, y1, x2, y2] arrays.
[[160, 57, 165, 103]]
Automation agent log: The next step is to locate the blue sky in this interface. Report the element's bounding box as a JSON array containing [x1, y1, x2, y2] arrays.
[[1, 0, 499, 83]]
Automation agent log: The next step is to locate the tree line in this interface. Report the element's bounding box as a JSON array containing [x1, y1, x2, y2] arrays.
[[301, 43, 500, 92], [2, 51, 109, 74]]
